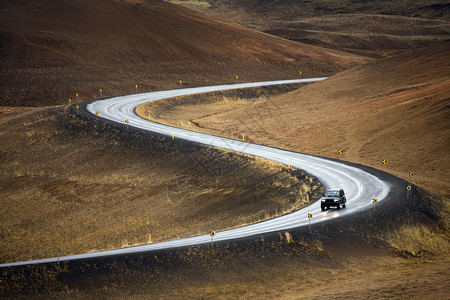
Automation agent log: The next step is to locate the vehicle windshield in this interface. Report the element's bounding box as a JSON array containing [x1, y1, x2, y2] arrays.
[[324, 190, 340, 197]]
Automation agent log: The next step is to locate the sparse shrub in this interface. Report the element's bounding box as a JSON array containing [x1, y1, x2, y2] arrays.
[[385, 224, 449, 257]]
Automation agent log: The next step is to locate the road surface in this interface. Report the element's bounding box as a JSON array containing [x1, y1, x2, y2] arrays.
[[1, 78, 391, 267]]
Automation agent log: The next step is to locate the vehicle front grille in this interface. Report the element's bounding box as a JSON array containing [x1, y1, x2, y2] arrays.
[[324, 199, 336, 203]]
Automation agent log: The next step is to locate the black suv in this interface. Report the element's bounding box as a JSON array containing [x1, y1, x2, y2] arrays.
[[321, 189, 346, 211]]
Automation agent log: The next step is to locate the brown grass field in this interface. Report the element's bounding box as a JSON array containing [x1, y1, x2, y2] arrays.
[[0, 0, 449, 298], [137, 43, 450, 199], [133, 43, 450, 298], [0, 104, 322, 263]]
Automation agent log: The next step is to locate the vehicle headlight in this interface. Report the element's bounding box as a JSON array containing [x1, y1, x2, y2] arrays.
[[334, 199, 339, 202], [321, 199, 325, 202]]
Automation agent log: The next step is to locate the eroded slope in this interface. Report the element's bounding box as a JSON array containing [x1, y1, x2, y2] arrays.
[[0, 0, 366, 107]]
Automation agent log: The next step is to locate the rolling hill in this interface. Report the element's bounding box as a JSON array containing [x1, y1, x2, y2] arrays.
[[172, 0, 450, 57], [1, 1, 449, 299], [138, 42, 450, 198], [0, 0, 366, 107]]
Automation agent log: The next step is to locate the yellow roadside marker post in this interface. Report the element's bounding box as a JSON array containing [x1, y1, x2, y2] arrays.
[[75, 92, 79, 99], [235, 75, 238, 89], [307, 213, 312, 230], [96, 111, 99, 121], [172, 132, 174, 140], [135, 84, 138, 93], [99, 88, 103, 98], [210, 230, 215, 247], [382, 159, 387, 165], [148, 234, 152, 244], [68, 99, 72, 105], [407, 172, 414, 199], [306, 193, 310, 203], [148, 114, 151, 121], [242, 134, 245, 141], [76, 105, 79, 115], [338, 149, 343, 159], [299, 70, 302, 77], [179, 80, 182, 87], [373, 198, 377, 213], [125, 119, 129, 130], [288, 162, 291, 170]]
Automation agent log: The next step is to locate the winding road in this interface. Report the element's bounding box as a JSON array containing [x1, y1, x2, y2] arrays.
[[1, 78, 391, 267]]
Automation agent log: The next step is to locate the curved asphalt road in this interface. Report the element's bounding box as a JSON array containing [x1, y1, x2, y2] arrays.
[[1, 78, 391, 267]]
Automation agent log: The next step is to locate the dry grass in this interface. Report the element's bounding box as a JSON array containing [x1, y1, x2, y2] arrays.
[[385, 224, 449, 257], [0, 106, 322, 263], [135, 85, 307, 143], [383, 191, 450, 257], [129, 46, 450, 299], [138, 44, 450, 199], [167, 0, 211, 8], [2, 227, 449, 299], [1, 1, 449, 298]]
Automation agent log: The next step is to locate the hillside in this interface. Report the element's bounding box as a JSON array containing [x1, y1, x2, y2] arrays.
[[0, 104, 322, 263], [171, 0, 450, 57], [191, 0, 450, 22], [1, 1, 449, 298], [0, 0, 366, 107], [137, 43, 450, 198]]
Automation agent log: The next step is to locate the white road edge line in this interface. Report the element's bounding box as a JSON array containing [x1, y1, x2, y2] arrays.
[[1, 78, 391, 268]]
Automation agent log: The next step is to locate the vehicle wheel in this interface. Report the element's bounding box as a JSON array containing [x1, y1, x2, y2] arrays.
[[343, 203, 346, 208], [321, 204, 326, 211], [326, 206, 330, 210], [336, 203, 341, 209]]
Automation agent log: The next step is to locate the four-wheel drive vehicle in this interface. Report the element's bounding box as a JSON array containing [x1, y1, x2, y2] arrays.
[[321, 189, 346, 210]]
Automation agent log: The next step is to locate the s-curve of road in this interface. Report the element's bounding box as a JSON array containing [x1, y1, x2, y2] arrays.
[[1, 78, 391, 267]]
